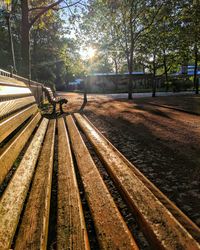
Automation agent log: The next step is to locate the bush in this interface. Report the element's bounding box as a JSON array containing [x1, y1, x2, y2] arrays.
[[171, 78, 193, 92]]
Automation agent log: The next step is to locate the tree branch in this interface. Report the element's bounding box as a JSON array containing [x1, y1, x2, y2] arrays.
[[29, 7, 47, 11], [29, 0, 81, 28], [134, 3, 164, 42]]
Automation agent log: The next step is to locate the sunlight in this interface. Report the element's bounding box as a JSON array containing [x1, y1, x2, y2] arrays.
[[0, 86, 31, 96], [80, 47, 96, 60]]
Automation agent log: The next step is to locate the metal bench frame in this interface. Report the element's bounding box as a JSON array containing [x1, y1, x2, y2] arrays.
[[42, 86, 68, 114]]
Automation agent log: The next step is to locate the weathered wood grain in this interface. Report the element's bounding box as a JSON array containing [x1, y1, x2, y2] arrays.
[[15, 120, 55, 250], [66, 115, 138, 250], [74, 113, 200, 250], [57, 118, 90, 250], [0, 118, 48, 249], [0, 112, 41, 186], [0, 104, 38, 143], [0, 76, 27, 87], [0, 96, 35, 120]]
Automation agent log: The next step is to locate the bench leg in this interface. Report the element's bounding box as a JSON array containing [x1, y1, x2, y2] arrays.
[[60, 103, 64, 113], [51, 104, 56, 114]]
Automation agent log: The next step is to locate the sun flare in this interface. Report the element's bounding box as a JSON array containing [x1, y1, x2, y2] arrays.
[[80, 47, 96, 60]]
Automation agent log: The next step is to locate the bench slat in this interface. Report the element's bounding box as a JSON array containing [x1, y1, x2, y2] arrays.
[[0, 112, 41, 185], [0, 96, 36, 119], [0, 104, 38, 143], [15, 120, 55, 250], [66, 115, 138, 250], [0, 85, 31, 97], [57, 118, 89, 250], [0, 118, 48, 249], [83, 115, 200, 243], [74, 113, 200, 250], [0, 75, 27, 87]]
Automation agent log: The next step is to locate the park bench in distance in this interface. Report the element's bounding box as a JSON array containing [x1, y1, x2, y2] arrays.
[[42, 86, 68, 114], [0, 75, 200, 249]]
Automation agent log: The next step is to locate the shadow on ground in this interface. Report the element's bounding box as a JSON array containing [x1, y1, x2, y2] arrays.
[[83, 109, 200, 226]]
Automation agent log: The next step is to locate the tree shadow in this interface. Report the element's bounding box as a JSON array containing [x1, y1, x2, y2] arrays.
[[83, 110, 200, 202], [83, 110, 200, 174], [133, 104, 172, 119]]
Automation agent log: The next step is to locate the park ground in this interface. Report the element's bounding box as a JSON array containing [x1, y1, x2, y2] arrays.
[[57, 92, 200, 227]]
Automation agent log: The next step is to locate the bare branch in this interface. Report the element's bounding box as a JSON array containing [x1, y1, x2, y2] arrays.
[[65, 1, 74, 16], [77, 1, 89, 8], [29, 0, 81, 28]]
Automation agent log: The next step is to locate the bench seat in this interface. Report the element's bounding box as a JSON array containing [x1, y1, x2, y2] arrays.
[[0, 77, 200, 250]]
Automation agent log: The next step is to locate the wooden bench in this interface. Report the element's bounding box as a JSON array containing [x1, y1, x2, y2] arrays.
[[0, 75, 200, 249], [42, 86, 68, 114]]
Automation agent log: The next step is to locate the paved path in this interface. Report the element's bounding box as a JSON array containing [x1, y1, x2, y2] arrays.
[[92, 91, 195, 99], [57, 91, 199, 114]]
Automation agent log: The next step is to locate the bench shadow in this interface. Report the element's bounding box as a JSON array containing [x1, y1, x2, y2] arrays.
[[41, 99, 88, 119]]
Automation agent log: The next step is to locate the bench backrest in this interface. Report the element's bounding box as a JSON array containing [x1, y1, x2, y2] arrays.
[[0, 75, 50, 249], [42, 86, 56, 104], [0, 75, 41, 184]]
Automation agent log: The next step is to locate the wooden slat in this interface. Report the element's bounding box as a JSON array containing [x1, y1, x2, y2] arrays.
[[57, 118, 90, 250], [0, 96, 36, 119], [0, 75, 27, 87], [74, 113, 200, 250], [0, 85, 31, 97], [46, 88, 54, 99], [15, 120, 55, 250], [66, 115, 138, 250], [0, 118, 48, 249], [0, 104, 38, 143], [83, 115, 200, 243], [0, 112, 41, 186]]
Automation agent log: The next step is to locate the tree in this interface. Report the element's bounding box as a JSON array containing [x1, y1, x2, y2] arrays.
[[110, 1, 165, 99], [136, 30, 162, 97], [186, 0, 200, 94], [78, 0, 164, 99], [31, 14, 66, 86], [20, 0, 82, 78]]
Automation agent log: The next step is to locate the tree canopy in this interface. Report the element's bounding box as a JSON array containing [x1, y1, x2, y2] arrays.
[[0, 0, 199, 93]]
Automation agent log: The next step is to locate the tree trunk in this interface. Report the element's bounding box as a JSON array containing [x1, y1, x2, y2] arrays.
[[128, 6, 134, 100], [194, 43, 199, 94], [152, 54, 156, 97], [21, 0, 31, 79], [5, 14, 16, 73], [163, 51, 169, 92], [114, 58, 118, 74], [152, 78, 157, 97], [31, 30, 38, 80], [162, 19, 169, 92], [128, 41, 134, 100], [126, 49, 132, 99], [128, 65, 133, 100], [114, 58, 118, 91]]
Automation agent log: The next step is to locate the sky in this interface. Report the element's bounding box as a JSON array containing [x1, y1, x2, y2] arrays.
[[60, 0, 94, 60]]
